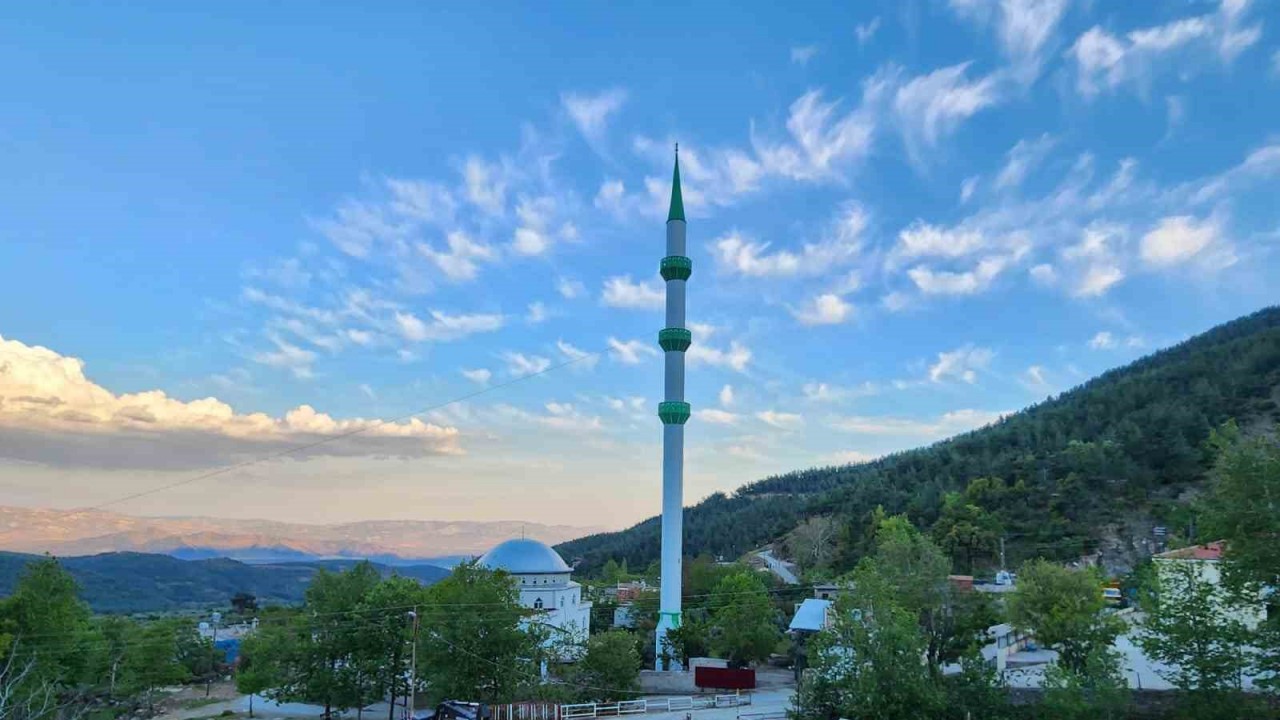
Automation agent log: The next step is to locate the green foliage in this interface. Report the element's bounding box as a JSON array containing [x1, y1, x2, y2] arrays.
[[853, 515, 997, 674], [708, 570, 781, 668], [793, 592, 943, 720], [662, 610, 710, 668], [0, 551, 447, 614], [1007, 559, 1123, 675], [941, 654, 1009, 720], [931, 492, 1001, 574], [1138, 561, 1253, 702], [573, 631, 640, 702], [560, 307, 1280, 575], [417, 561, 543, 704], [1039, 654, 1128, 720]]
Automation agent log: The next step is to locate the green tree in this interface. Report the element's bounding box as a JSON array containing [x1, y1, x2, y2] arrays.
[[121, 620, 192, 712], [83, 615, 137, 698], [792, 591, 943, 720], [708, 570, 780, 668], [1138, 558, 1255, 717], [662, 610, 711, 668], [573, 631, 641, 702], [931, 493, 1000, 574], [1039, 654, 1128, 720], [854, 515, 995, 674], [417, 562, 541, 704], [236, 619, 296, 719], [357, 576, 430, 720], [1008, 559, 1123, 675], [0, 557, 91, 688]]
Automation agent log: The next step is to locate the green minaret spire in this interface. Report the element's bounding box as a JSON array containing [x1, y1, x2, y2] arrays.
[[667, 144, 685, 223]]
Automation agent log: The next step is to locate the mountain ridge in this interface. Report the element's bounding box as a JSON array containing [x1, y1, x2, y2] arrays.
[[558, 306, 1280, 576], [0, 506, 603, 563]]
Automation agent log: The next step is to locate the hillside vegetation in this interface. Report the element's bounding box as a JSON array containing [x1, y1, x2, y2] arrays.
[[0, 551, 449, 613], [558, 306, 1280, 576]]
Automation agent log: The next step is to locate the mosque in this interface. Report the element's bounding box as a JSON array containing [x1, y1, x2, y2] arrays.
[[478, 538, 592, 645]]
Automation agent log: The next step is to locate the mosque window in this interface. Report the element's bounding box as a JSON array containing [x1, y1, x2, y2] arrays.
[[534, 598, 544, 609]]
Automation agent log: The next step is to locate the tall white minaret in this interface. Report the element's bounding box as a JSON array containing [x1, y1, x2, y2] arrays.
[[655, 146, 691, 670]]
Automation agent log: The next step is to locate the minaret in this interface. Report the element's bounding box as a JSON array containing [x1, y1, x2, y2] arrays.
[[655, 146, 692, 670]]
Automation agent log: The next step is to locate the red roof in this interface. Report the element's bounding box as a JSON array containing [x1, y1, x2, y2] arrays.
[[1155, 541, 1225, 561]]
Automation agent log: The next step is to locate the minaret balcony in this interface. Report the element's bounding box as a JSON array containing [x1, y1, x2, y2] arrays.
[[658, 328, 692, 352], [660, 255, 693, 282], [658, 401, 691, 425]]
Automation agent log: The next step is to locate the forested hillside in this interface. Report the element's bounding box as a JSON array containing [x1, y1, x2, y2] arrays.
[[0, 551, 449, 612], [558, 306, 1280, 576]]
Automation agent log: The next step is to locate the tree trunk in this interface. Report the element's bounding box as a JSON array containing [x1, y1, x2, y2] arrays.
[[388, 688, 397, 720], [249, 693, 255, 719]]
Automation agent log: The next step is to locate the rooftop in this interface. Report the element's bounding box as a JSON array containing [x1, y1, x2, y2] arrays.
[[1154, 540, 1226, 561], [478, 538, 572, 575]]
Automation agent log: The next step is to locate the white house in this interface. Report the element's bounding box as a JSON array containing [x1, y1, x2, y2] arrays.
[[478, 538, 592, 648], [1153, 541, 1268, 629]]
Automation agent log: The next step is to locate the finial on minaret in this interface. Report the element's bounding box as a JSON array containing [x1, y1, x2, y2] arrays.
[[667, 145, 685, 223]]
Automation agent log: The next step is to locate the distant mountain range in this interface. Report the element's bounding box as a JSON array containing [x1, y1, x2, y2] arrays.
[[0, 506, 602, 564], [0, 551, 451, 613]]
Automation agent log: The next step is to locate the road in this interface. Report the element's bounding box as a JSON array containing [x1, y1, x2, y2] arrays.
[[755, 549, 799, 585]]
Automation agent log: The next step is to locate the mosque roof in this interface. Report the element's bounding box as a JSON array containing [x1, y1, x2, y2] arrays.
[[478, 538, 572, 574]]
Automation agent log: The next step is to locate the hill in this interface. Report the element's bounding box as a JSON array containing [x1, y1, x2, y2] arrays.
[[558, 306, 1280, 576], [0, 506, 601, 563], [0, 551, 450, 613]]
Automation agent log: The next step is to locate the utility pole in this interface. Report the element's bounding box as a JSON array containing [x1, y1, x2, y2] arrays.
[[407, 609, 419, 720], [207, 611, 221, 697], [999, 536, 1006, 571]]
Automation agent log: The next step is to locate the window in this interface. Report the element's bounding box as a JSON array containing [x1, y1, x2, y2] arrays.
[[534, 598, 543, 609]]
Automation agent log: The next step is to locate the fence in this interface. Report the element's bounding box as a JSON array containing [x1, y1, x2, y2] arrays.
[[492, 702, 562, 720], [560, 693, 752, 719]]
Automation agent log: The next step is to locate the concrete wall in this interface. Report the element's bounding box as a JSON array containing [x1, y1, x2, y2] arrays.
[[638, 670, 697, 694]]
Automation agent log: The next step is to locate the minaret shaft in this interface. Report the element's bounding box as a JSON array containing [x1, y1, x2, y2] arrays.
[[655, 151, 689, 671]]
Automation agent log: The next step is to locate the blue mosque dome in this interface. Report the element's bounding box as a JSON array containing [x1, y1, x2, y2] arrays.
[[479, 538, 572, 575]]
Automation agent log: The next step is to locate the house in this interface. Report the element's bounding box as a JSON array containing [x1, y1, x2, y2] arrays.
[[1153, 541, 1268, 629], [789, 598, 833, 634]]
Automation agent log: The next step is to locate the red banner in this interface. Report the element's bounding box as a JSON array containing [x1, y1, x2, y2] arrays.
[[693, 666, 756, 690]]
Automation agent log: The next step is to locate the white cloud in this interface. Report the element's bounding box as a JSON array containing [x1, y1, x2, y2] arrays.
[[688, 340, 753, 373], [896, 222, 988, 260], [557, 277, 586, 300], [395, 310, 504, 343], [793, 293, 854, 326], [1069, 2, 1262, 98], [594, 179, 628, 216], [995, 134, 1055, 191], [555, 340, 599, 370], [253, 335, 317, 379], [1061, 224, 1126, 297], [802, 381, 877, 402], [463, 156, 508, 217], [756, 410, 804, 429], [526, 302, 548, 325], [461, 368, 492, 384], [832, 408, 1006, 438], [719, 384, 735, 407], [894, 62, 1000, 161], [949, 0, 1070, 81], [855, 17, 880, 46], [498, 402, 603, 433], [1088, 331, 1117, 349], [562, 89, 628, 146], [601, 275, 665, 309], [1029, 263, 1057, 285], [511, 195, 568, 257], [696, 409, 742, 425], [607, 337, 659, 365], [750, 90, 875, 182], [928, 344, 994, 383], [714, 203, 866, 278], [503, 352, 551, 377], [907, 256, 1010, 295], [823, 450, 879, 465], [960, 176, 980, 203], [418, 231, 496, 282], [791, 45, 819, 65], [0, 333, 461, 469], [1023, 365, 1048, 388], [1139, 215, 1226, 267]]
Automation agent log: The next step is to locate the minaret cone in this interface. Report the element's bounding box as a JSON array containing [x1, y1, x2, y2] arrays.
[[655, 147, 689, 670]]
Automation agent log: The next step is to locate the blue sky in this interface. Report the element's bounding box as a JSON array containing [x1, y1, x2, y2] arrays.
[[0, 0, 1277, 529]]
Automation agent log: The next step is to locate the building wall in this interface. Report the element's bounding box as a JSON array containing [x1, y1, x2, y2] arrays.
[[1154, 558, 1267, 629]]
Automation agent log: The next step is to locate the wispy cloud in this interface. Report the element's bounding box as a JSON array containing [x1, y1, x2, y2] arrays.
[[607, 337, 659, 365], [562, 89, 628, 147], [791, 45, 819, 66], [928, 344, 994, 383], [601, 275, 664, 309], [855, 17, 881, 46], [792, 293, 855, 326], [395, 310, 505, 343]]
